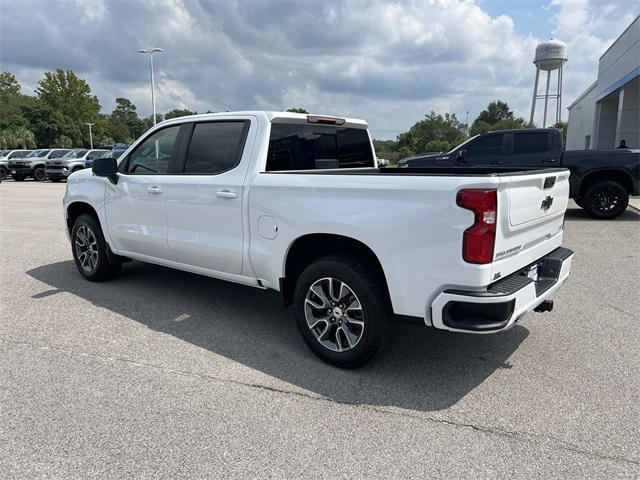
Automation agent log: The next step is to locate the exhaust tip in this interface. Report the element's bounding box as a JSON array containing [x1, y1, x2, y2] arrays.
[[534, 300, 554, 313]]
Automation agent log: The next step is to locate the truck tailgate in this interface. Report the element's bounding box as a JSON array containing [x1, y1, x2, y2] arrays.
[[494, 169, 570, 266]]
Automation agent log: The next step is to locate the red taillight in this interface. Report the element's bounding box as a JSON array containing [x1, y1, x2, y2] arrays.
[[456, 189, 497, 264]]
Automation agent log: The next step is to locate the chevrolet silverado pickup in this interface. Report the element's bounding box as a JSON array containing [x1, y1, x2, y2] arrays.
[[63, 112, 574, 367], [399, 128, 639, 219], [46, 148, 109, 182], [9, 148, 70, 181]]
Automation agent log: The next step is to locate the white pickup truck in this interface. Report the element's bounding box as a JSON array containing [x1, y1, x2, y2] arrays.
[[63, 111, 574, 368]]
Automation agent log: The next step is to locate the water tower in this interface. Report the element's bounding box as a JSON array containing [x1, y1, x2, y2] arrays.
[[529, 39, 568, 127]]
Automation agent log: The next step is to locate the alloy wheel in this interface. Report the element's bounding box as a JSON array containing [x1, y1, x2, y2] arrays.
[[304, 277, 365, 352], [591, 185, 621, 214], [34, 168, 46, 181], [75, 226, 99, 272]]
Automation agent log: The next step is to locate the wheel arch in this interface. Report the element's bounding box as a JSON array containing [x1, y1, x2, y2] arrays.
[[66, 201, 100, 233], [578, 169, 633, 198], [280, 233, 391, 307]]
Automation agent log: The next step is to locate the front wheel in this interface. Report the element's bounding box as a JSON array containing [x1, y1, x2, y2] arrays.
[[33, 166, 46, 181], [582, 180, 628, 219], [71, 214, 122, 281], [294, 255, 392, 368]]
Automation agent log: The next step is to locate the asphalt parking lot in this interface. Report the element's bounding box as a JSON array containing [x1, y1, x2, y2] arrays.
[[1, 180, 639, 478]]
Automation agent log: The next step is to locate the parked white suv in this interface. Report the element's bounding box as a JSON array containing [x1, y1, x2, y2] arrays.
[[63, 111, 574, 367], [46, 149, 108, 182]]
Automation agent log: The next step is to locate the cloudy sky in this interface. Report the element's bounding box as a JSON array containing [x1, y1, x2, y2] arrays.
[[0, 0, 637, 139]]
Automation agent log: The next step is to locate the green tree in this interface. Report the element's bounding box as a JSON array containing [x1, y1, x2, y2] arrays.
[[475, 100, 513, 125], [0, 71, 21, 96], [286, 107, 309, 113], [470, 101, 527, 136], [164, 108, 196, 120], [9, 126, 37, 148], [396, 111, 467, 155], [0, 72, 28, 131], [110, 98, 145, 141], [552, 121, 568, 144], [35, 69, 100, 146], [141, 114, 164, 132], [54, 135, 73, 148]]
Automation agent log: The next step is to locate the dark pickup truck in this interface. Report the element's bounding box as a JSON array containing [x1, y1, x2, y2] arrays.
[[398, 128, 639, 219]]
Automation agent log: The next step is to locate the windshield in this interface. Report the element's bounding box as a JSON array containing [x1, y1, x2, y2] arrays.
[[26, 149, 50, 158], [63, 150, 88, 159]]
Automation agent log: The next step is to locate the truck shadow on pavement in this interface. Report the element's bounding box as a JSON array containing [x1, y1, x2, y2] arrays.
[[564, 205, 640, 222], [28, 260, 529, 412]]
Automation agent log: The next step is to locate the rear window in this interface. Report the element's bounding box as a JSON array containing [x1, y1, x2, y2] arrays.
[[266, 123, 374, 171], [513, 132, 550, 154]]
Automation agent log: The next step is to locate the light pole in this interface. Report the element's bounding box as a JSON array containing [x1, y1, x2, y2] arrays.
[[138, 48, 164, 125], [85, 122, 94, 149]]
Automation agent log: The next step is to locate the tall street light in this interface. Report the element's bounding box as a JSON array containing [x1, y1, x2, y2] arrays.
[[85, 122, 94, 149], [138, 48, 164, 125]]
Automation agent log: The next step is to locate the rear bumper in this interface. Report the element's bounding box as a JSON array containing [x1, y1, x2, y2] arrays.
[[431, 247, 573, 333]]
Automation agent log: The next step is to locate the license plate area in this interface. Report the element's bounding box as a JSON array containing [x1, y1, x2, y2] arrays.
[[524, 263, 540, 281]]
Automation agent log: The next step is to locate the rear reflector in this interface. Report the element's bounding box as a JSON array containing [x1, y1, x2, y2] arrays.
[[456, 189, 497, 264], [307, 115, 346, 125]]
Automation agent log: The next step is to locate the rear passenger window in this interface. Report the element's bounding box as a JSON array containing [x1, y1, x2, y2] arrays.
[[513, 132, 550, 154], [183, 122, 247, 174], [266, 124, 374, 171]]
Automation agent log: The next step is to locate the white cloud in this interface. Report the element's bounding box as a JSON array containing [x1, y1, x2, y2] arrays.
[[0, 0, 635, 139]]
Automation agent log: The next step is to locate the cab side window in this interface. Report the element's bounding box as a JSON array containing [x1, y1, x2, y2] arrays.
[[50, 150, 66, 159], [125, 125, 180, 174], [183, 121, 247, 174]]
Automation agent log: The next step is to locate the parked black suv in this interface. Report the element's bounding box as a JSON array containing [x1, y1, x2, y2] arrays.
[[398, 129, 639, 219]]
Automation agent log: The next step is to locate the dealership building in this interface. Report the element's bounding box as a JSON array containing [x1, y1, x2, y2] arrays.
[[566, 15, 639, 150]]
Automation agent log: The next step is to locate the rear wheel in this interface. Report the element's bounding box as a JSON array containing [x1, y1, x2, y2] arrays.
[[71, 214, 122, 281], [293, 254, 392, 368], [582, 180, 628, 219]]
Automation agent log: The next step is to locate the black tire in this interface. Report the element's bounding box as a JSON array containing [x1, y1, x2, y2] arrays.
[[33, 166, 46, 181], [12, 175, 25, 181], [574, 198, 583, 208], [293, 254, 392, 368], [71, 213, 122, 281], [582, 180, 628, 219]]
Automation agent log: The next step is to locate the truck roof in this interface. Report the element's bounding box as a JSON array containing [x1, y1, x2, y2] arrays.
[[156, 111, 368, 128], [482, 127, 561, 135]]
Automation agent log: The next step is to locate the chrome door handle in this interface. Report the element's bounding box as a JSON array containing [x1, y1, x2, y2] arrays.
[[147, 186, 163, 194], [216, 190, 237, 199]]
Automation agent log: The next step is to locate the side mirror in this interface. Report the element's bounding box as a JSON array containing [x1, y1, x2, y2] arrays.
[[92, 157, 118, 183], [457, 149, 467, 163]]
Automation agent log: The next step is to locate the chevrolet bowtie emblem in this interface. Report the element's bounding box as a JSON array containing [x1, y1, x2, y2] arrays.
[[541, 195, 554, 210]]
